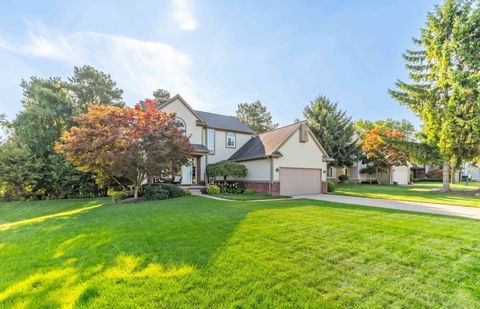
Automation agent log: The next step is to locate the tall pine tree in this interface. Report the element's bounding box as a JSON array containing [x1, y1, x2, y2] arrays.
[[304, 95, 358, 168], [236, 100, 278, 133], [389, 0, 480, 191]]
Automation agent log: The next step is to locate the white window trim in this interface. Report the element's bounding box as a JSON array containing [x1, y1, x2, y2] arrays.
[[207, 128, 215, 154], [226, 132, 236, 148]]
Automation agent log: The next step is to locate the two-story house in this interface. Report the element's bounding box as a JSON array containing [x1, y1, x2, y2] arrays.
[[154, 94, 333, 195]]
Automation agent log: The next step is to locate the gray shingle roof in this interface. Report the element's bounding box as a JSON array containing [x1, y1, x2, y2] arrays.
[[195, 110, 254, 134], [229, 122, 303, 161], [191, 144, 209, 153]]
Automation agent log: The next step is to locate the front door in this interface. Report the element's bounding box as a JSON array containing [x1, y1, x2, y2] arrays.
[[181, 158, 197, 185]]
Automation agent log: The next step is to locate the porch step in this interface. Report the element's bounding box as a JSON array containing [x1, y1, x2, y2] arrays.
[[180, 185, 206, 196]]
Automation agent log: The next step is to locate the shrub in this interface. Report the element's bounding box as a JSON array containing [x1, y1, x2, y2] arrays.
[[338, 174, 349, 184], [140, 184, 170, 200], [182, 187, 192, 195], [109, 190, 129, 203], [159, 183, 186, 198], [206, 184, 220, 195], [327, 181, 336, 192], [244, 188, 256, 194], [413, 178, 442, 183], [206, 161, 247, 181], [217, 182, 243, 194]]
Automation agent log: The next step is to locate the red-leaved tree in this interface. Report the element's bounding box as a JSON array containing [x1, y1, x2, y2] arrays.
[[55, 99, 193, 198], [360, 126, 410, 184]]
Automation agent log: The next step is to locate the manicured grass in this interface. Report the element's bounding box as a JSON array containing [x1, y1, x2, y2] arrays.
[[333, 182, 480, 207], [218, 194, 290, 200], [1, 197, 480, 307]]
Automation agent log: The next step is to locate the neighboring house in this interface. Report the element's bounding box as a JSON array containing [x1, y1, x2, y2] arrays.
[[411, 163, 479, 182], [327, 162, 410, 185], [151, 94, 333, 195]]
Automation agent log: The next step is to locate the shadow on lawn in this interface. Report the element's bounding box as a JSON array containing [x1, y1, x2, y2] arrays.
[[1, 196, 477, 307]]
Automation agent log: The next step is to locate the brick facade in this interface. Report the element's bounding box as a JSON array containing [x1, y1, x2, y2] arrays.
[[237, 181, 281, 195]]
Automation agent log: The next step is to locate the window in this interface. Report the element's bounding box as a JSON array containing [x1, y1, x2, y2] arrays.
[[226, 132, 236, 148], [174, 117, 186, 135], [327, 167, 333, 178], [207, 129, 215, 153]]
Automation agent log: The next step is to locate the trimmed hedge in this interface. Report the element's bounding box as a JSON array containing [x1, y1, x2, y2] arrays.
[[327, 181, 336, 192], [206, 184, 220, 195], [338, 174, 349, 184], [140, 183, 188, 200], [413, 178, 442, 183]]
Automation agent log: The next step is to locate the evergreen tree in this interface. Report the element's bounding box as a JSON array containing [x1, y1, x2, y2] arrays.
[[153, 89, 171, 103], [236, 100, 278, 133], [304, 95, 358, 168], [389, 0, 480, 191], [68, 65, 124, 112]]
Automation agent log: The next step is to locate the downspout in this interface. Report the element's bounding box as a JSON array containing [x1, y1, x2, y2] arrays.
[[269, 156, 274, 195]]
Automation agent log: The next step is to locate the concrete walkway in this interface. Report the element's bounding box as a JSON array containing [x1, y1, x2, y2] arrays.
[[293, 194, 480, 220]]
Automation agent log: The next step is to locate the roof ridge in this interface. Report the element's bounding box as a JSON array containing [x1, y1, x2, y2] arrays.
[[258, 120, 305, 136]]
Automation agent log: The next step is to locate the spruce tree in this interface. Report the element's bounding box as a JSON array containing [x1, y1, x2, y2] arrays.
[[236, 100, 278, 133], [304, 95, 358, 168], [389, 0, 480, 191]]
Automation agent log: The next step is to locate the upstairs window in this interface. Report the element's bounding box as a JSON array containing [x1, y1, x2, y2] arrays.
[[174, 117, 186, 135], [226, 132, 236, 148], [207, 129, 215, 154]]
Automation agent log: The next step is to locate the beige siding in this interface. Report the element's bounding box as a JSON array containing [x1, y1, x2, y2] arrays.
[[160, 98, 203, 144], [208, 130, 253, 164], [239, 159, 271, 181], [273, 130, 327, 181]]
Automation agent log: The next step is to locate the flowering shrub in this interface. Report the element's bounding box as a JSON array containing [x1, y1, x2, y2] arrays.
[[217, 182, 244, 194], [206, 184, 220, 195]]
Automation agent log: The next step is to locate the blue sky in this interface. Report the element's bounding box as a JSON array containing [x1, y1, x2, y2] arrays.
[[0, 0, 437, 127]]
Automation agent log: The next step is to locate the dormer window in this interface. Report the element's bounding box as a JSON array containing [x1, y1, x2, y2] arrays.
[[226, 132, 236, 148], [174, 117, 186, 135]]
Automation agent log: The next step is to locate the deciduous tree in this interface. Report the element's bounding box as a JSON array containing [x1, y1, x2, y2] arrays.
[[56, 100, 193, 198]]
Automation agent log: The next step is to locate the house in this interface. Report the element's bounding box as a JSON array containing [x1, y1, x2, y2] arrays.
[[411, 163, 479, 182], [327, 161, 410, 185], [153, 94, 332, 195]]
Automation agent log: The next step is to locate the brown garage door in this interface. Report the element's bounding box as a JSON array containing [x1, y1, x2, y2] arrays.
[[279, 168, 322, 195]]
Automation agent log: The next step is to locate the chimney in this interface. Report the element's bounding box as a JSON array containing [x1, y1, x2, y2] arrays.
[[299, 123, 309, 143]]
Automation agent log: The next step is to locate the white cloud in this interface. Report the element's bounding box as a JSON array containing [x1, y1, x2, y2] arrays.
[[171, 0, 198, 31], [0, 22, 212, 109]]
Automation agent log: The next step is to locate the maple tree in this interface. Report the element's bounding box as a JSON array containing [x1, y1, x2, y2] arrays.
[[56, 99, 193, 198], [360, 126, 410, 184]]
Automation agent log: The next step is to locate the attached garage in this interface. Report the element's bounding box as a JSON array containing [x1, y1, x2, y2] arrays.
[[279, 168, 322, 195]]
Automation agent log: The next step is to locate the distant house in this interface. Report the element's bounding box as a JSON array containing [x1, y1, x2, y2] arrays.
[[327, 162, 410, 185], [150, 94, 333, 195]]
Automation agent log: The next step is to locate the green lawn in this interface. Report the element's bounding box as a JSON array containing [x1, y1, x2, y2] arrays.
[[1, 197, 480, 307], [218, 194, 290, 201], [333, 182, 480, 207]]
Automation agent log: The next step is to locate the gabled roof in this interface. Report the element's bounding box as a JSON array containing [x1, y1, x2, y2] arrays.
[[194, 110, 254, 134], [229, 122, 302, 161], [152, 94, 253, 134], [229, 121, 332, 162]]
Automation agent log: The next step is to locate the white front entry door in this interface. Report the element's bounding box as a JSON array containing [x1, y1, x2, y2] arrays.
[[181, 164, 192, 185]]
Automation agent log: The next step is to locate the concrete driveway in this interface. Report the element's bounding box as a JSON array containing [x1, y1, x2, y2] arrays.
[[293, 194, 480, 220]]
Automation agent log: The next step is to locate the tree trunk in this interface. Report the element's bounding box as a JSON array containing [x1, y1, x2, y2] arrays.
[[441, 161, 450, 192], [133, 184, 140, 198]]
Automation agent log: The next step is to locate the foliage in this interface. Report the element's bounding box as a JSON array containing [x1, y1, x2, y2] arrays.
[[327, 180, 336, 192], [139, 184, 170, 200], [206, 184, 220, 195], [217, 182, 244, 194], [158, 183, 187, 198], [68, 65, 124, 112], [354, 118, 416, 140], [152, 89, 171, 103], [413, 178, 443, 183], [244, 188, 256, 194], [206, 161, 247, 181], [389, 0, 480, 190], [304, 95, 358, 167], [236, 100, 278, 133], [360, 126, 410, 184], [0, 140, 40, 201], [109, 190, 129, 203], [388, 139, 442, 166], [56, 100, 193, 198], [338, 174, 349, 184], [182, 187, 192, 196]]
